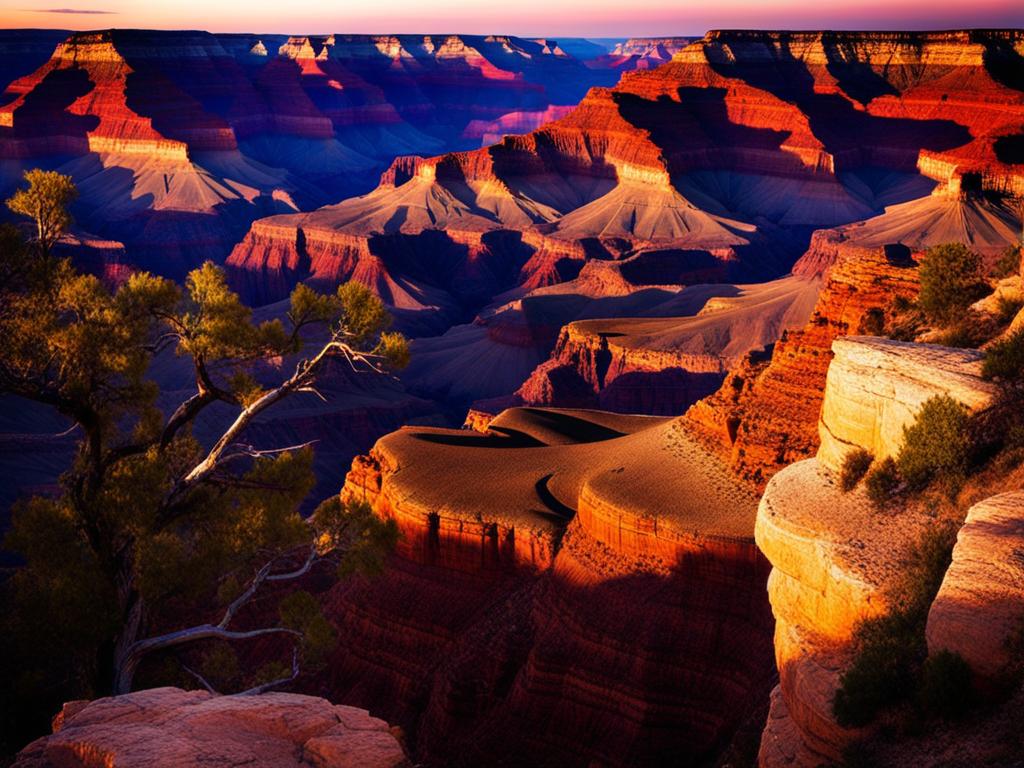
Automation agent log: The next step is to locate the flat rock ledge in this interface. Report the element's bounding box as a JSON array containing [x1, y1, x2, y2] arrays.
[[14, 687, 409, 768], [927, 491, 1024, 681]]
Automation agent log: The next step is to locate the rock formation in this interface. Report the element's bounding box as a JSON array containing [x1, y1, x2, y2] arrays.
[[226, 29, 1023, 322], [331, 407, 775, 766], [754, 336, 1000, 767], [0, 30, 615, 278], [501, 275, 819, 415], [687, 244, 923, 487], [13, 687, 408, 768], [926, 491, 1024, 683]]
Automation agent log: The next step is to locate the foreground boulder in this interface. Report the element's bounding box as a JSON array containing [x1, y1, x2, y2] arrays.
[[14, 687, 409, 768]]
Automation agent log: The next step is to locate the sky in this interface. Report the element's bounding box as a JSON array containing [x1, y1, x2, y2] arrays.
[[2, 0, 1022, 37]]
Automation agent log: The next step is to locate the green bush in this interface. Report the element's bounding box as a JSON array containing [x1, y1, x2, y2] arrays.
[[919, 650, 973, 720], [983, 327, 1024, 382], [864, 457, 901, 508], [833, 524, 958, 727], [896, 395, 972, 492], [840, 448, 874, 492], [917, 243, 987, 325]]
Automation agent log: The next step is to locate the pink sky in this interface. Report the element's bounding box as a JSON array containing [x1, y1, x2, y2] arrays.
[[3, 0, 1022, 37]]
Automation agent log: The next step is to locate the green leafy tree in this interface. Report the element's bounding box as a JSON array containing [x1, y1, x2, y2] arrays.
[[1, 174, 408, 717], [917, 243, 987, 325], [6, 169, 78, 257]]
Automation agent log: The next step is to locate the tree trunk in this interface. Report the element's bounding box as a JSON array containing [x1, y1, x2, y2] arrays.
[[111, 572, 145, 695]]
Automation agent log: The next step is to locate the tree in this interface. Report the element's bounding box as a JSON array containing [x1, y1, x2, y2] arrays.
[[1, 179, 408, 709], [6, 169, 78, 257], [916, 243, 987, 325]]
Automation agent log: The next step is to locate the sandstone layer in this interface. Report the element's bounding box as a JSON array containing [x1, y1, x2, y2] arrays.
[[754, 336, 1001, 766], [817, 337, 998, 471], [330, 407, 775, 766], [13, 687, 408, 768], [927, 491, 1024, 682], [687, 244, 922, 488]]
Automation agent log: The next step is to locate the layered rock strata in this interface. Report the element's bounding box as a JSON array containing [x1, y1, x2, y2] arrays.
[[687, 244, 922, 488], [228, 29, 1024, 311], [331, 408, 775, 766], [754, 337, 999, 766], [926, 491, 1024, 683]]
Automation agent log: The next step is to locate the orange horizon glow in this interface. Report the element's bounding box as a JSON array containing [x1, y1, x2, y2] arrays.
[[2, 0, 1022, 37]]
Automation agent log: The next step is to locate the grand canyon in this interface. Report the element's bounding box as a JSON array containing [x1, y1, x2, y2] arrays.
[[0, 11, 1023, 768]]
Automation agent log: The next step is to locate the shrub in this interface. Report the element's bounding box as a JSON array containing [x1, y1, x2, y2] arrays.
[[864, 457, 901, 508], [833, 524, 958, 727], [858, 307, 886, 336], [983, 327, 1024, 382], [996, 295, 1024, 325], [840, 448, 874, 492], [896, 395, 972, 492], [917, 243, 987, 325], [920, 650, 973, 719], [990, 244, 1022, 280]]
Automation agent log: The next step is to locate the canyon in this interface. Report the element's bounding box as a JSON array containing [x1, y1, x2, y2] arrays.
[[0, 30, 630, 277], [2, 24, 1024, 768]]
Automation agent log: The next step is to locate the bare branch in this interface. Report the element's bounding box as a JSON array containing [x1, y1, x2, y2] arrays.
[[180, 662, 219, 694], [236, 645, 300, 696], [126, 624, 301, 662]]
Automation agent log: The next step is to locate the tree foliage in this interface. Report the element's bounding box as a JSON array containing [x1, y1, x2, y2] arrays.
[[917, 243, 987, 325], [1, 173, 407, 748], [6, 169, 77, 257]]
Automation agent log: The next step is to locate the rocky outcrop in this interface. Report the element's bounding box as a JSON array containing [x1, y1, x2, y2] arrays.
[[817, 337, 998, 471], [13, 687, 408, 768], [927, 491, 1024, 683], [687, 245, 922, 488], [331, 408, 775, 766], [512, 275, 819, 415], [754, 337, 1000, 767]]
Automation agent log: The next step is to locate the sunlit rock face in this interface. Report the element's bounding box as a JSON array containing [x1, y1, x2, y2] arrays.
[[227, 28, 1022, 340], [12, 687, 409, 768], [0, 30, 610, 279], [326, 408, 775, 767], [816, 337, 998, 472], [754, 337, 998, 767], [926, 492, 1024, 684], [686, 244, 923, 488]]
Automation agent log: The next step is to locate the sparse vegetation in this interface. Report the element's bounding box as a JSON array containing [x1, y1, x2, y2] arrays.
[[0, 171, 407, 748], [896, 395, 972, 494], [857, 307, 886, 336], [990, 244, 1022, 280], [996, 295, 1024, 325], [833, 523, 959, 727], [864, 457, 901, 509], [982, 327, 1024, 383], [917, 243, 987, 326], [919, 650, 974, 719], [840, 448, 874, 492]]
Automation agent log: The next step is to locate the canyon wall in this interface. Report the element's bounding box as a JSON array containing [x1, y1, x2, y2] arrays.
[[754, 337, 1001, 766], [325, 409, 776, 766], [686, 244, 922, 487]]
